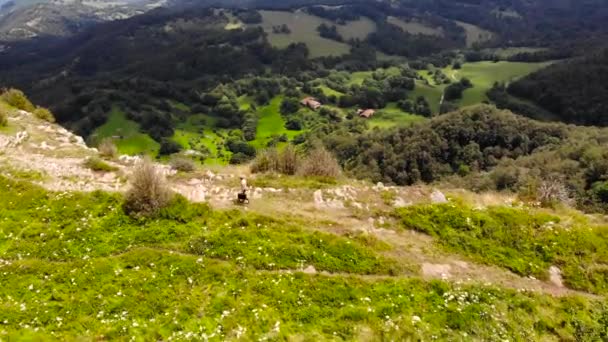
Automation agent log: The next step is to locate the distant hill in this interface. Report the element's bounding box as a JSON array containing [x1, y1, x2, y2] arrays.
[[508, 49, 608, 126], [0, 0, 170, 41]]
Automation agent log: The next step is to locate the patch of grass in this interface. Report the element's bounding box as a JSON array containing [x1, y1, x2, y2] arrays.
[[317, 85, 344, 97], [451, 61, 553, 106], [258, 10, 362, 58], [395, 203, 608, 295], [189, 211, 400, 275], [83, 157, 118, 172], [251, 96, 301, 149], [336, 17, 377, 40], [409, 81, 444, 114], [387, 16, 443, 36], [454, 21, 494, 47], [93, 107, 160, 156], [368, 103, 427, 129]]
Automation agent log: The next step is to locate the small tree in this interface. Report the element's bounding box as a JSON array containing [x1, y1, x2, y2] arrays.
[[98, 138, 118, 159], [124, 158, 173, 217], [170, 156, 196, 172]]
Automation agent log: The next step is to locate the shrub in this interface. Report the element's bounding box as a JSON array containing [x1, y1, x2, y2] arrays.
[[251, 148, 280, 174], [298, 146, 341, 178], [33, 106, 55, 123], [170, 156, 195, 172], [279, 144, 300, 175], [251, 146, 300, 175], [98, 138, 118, 159], [1, 88, 35, 112], [0, 107, 7, 127], [123, 158, 173, 217], [83, 157, 118, 172]]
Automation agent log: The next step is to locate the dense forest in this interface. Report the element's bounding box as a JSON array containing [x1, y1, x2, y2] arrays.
[[319, 105, 608, 212], [508, 49, 608, 126]]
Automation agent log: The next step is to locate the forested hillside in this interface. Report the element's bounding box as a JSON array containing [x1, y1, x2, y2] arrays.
[[508, 49, 608, 126]]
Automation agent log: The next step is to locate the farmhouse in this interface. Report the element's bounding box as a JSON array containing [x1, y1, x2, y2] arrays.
[[301, 97, 322, 110], [357, 109, 376, 118]]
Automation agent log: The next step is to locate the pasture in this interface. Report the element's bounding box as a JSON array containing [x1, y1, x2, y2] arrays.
[[367, 103, 427, 129], [258, 10, 376, 58], [251, 96, 302, 149], [93, 107, 160, 156], [454, 21, 494, 47], [387, 16, 443, 36], [453, 61, 553, 106]]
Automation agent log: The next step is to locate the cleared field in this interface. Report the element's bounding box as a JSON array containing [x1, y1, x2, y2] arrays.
[[93, 107, 160, 156], [387, 16, 443, 36], [409, 81, 444, 114], [454, 21, 494, 47], [337, 17, 377, 40], [258, 10, 376, 58], [368, 102, 427, 129], [452, 61, 553, 106], [251, 96, 302, 149], [259, 10, 349, 57]]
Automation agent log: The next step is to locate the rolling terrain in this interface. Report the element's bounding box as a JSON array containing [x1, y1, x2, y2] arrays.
[[1, 94, 608, 340]]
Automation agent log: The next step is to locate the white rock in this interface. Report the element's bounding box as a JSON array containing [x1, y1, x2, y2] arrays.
[[549, 266, 564, 288], [302, 265, 317, 275], [430, 190, 448, 204], [393, 197, 411, 208]]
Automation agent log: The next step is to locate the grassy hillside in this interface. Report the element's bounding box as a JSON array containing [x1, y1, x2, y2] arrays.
[[1, 175, 608, 340]]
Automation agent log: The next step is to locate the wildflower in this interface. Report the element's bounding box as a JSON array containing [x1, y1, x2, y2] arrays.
[[412, 315, 421, 324]]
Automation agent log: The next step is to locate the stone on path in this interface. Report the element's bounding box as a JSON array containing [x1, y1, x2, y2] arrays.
[[430, 190, 448, 204], [549, 266, 564, 288]]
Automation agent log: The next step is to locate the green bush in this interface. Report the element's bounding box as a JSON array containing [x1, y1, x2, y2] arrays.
[[123, 158, 173, 217], [33, 106, 55, 123], [0, 107, 7, 126], [251, 146, 300, 175], [170, 156, 196, 172], [1, 88, 35, 112], [83, 157, 118, 172]]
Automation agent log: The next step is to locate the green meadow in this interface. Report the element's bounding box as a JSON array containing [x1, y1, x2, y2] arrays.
[[368, 103, 427, 129], [93, 107, 160, 156], [454, 61, 553, 106], [251, 96, 302, 149]]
